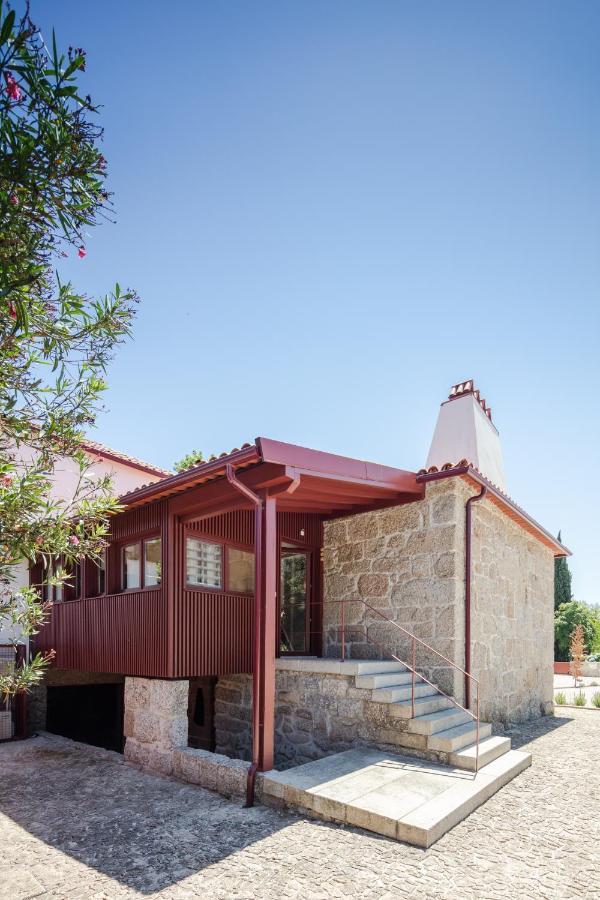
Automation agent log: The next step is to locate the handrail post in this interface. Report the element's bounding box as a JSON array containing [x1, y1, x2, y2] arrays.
[[476, 682, 480, 774], [341, 601, 345, 662], [411, 637, 416, 718]]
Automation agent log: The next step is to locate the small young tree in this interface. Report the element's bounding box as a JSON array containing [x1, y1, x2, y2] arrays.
[[174, 449, 204, 472], [0, 5, 137, 697], [554, 532, 572, 611], [569, 624, 585, 686]]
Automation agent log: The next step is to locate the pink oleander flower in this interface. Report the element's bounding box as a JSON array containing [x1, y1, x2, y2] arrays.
[[77, 246, 86, 258], [4, 72, 22, 101], [35, 535, 44, 546], [8, 302, 17, 320], [69, 535, 80, 546], [1, 475, 12, 487], [9, 193, 18, 206]]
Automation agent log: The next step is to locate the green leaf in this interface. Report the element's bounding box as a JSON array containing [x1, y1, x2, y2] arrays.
[[0, 8, 15, 47]]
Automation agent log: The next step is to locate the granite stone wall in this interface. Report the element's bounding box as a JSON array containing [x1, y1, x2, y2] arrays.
[[321, 480, 466, 700], [214, 666, 440, 770], [124, 676, 250, 798], [471, 498, 555, 724], [320, 477, 555, 725]]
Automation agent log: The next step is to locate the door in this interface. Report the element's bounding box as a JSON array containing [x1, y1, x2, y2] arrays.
[[280, 549, 310, 654]]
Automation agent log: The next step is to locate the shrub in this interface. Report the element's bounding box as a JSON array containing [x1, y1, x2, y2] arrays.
[[555, 692, 567, 705], [591, 692, 600, 709], [573, 691, 587, 707]]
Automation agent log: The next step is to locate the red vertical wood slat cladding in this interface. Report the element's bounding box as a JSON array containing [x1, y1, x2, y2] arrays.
[[175, 591, 253, 676], [34, 589, 169, 676], [187, 509, 254, 546], [278, 511, 322, 546]]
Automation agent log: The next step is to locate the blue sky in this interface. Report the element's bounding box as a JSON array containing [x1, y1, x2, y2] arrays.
[[36, 1, 599, 603]]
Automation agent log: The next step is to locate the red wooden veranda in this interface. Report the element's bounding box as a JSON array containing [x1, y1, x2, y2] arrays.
[[35, 437, 424, 801], [125, 438, 423, 800]]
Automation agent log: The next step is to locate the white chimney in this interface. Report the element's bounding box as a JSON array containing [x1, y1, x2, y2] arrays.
[[426, 380, 506, 490]]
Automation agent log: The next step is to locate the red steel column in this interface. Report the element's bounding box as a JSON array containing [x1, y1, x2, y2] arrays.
[[258, 495, 277, 772]]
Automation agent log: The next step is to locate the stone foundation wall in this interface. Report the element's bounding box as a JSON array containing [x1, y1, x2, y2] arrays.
[[215, 666, 438, 770], [471, 498, 555, 723], [322, 481, 466, 700], [124, 676, 250, 799]]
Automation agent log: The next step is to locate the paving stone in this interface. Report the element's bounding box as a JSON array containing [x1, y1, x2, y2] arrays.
[[0, 710, 599, 899]]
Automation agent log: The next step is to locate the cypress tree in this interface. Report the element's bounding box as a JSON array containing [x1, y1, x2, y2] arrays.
[[554, 531, 573, 611]]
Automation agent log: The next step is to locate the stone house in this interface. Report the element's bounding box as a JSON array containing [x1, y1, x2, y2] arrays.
[[30, 381, 567, 812]]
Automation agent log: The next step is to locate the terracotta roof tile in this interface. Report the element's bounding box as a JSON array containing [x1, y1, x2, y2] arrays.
[[81, 440, 172, 478]]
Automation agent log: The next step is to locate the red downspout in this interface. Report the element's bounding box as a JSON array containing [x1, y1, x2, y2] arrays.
[[225, 465, 263, 807], [465, 485, 487, 708]]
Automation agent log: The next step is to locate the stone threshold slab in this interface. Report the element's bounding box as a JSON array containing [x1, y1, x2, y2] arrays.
[[275, 657, 405, 676], [262, 746, 531, 848]]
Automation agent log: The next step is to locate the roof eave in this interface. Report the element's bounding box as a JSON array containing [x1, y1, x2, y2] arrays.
[[417, 466, 570, 557]]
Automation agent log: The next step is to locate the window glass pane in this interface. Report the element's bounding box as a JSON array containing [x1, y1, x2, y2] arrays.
[[227, 548, 254, 593], [144, 538, 161, 586], [97, 552, 106, 595], [122, 543, 141, 590], [186, 537, 222, 588]]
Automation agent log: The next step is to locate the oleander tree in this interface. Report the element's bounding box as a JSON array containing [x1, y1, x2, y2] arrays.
[[0, 3, 137, 697]]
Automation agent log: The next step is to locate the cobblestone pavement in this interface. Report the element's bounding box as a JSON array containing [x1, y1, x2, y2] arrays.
[[1, 710, 599, 900]]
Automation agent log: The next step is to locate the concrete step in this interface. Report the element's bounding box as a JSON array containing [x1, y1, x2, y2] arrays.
[[388, 695, 455, 719], [427, 721, 493, 753], [355, 671, 417, 690], [371, 682, 439, 703], [406, 707, 473, 736], [448, 735, 512, 771]]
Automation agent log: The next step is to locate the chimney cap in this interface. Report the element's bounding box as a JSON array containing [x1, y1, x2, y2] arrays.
[[448, 380, 492, 421]]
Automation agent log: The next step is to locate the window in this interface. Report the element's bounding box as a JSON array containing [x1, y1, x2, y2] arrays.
[[227, 547, 254, 593], [144, 538, 161, 586], [121, 538, 161, 590], [186, 538, 222, 588], [97, 552, 106, 595], [42, 562, 63, 603], [122, 543, 141, 590]]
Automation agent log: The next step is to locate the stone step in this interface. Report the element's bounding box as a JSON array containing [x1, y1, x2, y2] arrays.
[[387, 695, 455, 719], [406, 707, 473, 736], [355, 671, 418, 690], [342, 660, 408, 677], [261, 746, 533, 848], [371, 682, 439, 703], [448, 735, 512, 771], [427, 721, 492, 753]]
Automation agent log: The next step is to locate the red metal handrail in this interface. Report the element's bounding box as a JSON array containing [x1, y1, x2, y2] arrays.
[[324, 597, 481, 773]]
